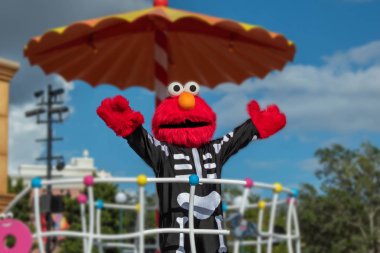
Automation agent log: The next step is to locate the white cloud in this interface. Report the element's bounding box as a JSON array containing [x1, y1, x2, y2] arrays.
[[8, 102, 45, 174], [8, 75, 75, 174], [55, 75, 75, 101], [213, 93, 250, 128], [297, 158, 320, 172], [210, 40, 380, 134], [53, 75, 76, 117], [323, 40, 380, 70]]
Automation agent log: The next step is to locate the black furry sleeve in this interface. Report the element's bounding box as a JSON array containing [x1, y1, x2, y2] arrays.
[[124, 126, 166, 174], [212, 119, 259, 165]]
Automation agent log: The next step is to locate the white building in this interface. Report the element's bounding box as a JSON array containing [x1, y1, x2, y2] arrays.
[[10, 149, 112, 189]]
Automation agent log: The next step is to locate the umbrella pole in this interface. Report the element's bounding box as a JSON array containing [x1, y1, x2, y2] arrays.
[[152, 30, 168, 253], [154, 30, 169, 107]]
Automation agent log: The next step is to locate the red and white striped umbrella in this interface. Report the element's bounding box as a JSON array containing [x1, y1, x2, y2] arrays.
[[24, 0, 296, 105], [154, 29, 169, 105]]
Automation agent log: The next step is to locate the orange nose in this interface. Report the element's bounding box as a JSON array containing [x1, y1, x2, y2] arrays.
[[178, 92, 195, 110]]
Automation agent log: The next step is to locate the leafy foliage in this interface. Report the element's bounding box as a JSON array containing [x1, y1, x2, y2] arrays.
[[60, 181, 158, 253], [299, 142, 380, 253], [60, 181, 121, 253], [7, 177, 31, 222], [222, 185, 288, 253]]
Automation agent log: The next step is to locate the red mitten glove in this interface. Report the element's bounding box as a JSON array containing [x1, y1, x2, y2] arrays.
[[96, 95, 144, 137], [247, 100, 286, 139]]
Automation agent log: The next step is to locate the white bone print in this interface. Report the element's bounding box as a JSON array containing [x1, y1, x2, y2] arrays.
[[174, 154, 190, 161], [177, 191, 221, 220], [215, 215, 227, 253], [174, 164, 193, 170], [176, 216, 189, 253], [207, 173, 217, 179], [147, 134, 169, 156], [203, 153, 212, 160], [204, 163, 216, 169], [191, 148, 203, 178], [213, 132, 233, 154]]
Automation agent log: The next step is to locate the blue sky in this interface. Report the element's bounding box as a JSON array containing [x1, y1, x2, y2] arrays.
[[3, 0, 380, 191]]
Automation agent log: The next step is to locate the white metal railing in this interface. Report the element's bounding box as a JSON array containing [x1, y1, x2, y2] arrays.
[[3, 175, 301, 253]]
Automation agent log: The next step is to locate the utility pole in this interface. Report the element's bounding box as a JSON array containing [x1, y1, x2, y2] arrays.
[[25, 84, 69, 253]]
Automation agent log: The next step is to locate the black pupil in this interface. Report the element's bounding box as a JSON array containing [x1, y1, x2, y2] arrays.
[[190, 85, 197, 92], [173, 85, 181, 92]]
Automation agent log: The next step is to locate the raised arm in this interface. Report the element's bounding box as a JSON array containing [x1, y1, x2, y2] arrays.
[[247, 100, 286, 139], [96, 96, 164, 171], [96, 96, 144, 137], [214, 100, 286, 165]]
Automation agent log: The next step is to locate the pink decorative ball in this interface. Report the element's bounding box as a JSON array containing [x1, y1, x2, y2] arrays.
[[244, 178, 254, 188], [287, 198, 297, 205], [77, 194, 88, 204], [83, 175, 94, 186]]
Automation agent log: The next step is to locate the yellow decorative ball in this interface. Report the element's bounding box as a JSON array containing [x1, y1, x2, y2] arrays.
[[135, 203, 140, 211], [258, 200, 266, 209], [137, 174, 148, 186], [273, 183, 283, 193]]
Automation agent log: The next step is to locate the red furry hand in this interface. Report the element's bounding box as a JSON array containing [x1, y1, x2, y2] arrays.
[[247, 100, 286, 139], [97, 95, 144, 137]]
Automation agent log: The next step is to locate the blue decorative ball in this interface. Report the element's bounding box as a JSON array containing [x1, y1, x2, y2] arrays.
[[189, 174, 199, 186], [222, 202, 228, 212], [291, 189, 299, 198], [96, 200, 104, 209], [31, 177, 42, 188]]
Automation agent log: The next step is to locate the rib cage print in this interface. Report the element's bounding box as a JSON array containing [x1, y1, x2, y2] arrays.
[[173, 149, 217, 180]]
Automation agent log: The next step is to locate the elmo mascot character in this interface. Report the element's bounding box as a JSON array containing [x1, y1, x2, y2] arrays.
[[97, 81, 286, 253]]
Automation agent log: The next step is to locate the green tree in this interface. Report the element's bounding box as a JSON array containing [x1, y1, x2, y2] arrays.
[[222, 185, 288, 253], [60, 181, 157, 253], [7, 177, 31, 223], [299, 142, 380, 253], [60, 181, 120, 253]]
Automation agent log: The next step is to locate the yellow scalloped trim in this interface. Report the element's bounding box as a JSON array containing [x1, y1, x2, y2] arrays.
[[26, 6, 295, 52], [42, 7, 287, 40]]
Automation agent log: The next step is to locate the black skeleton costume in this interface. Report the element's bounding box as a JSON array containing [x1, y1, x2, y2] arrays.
[[125, 119, 259, 253]]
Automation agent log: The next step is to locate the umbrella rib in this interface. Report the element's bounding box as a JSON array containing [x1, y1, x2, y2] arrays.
[[180, 32, 236, 85], [170, 32, 209, 85], [74, 40, 124, 84], [96, 34, 144, 87], [191, 33, 251, 83], [32, 42, 93, 79], [168, 22, 293, 53], [119, 32, 154, 90], [234, 43, 289, 74], [192, 31, 291, 79], [27, 23, 148, 58]]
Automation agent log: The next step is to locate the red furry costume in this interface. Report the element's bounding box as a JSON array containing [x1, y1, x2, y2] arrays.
[[97, 81, 286, 253]]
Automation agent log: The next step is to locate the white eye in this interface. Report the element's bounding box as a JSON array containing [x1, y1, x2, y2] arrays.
[[168, 82, 184, 97], [184, 81, 200, 95]]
